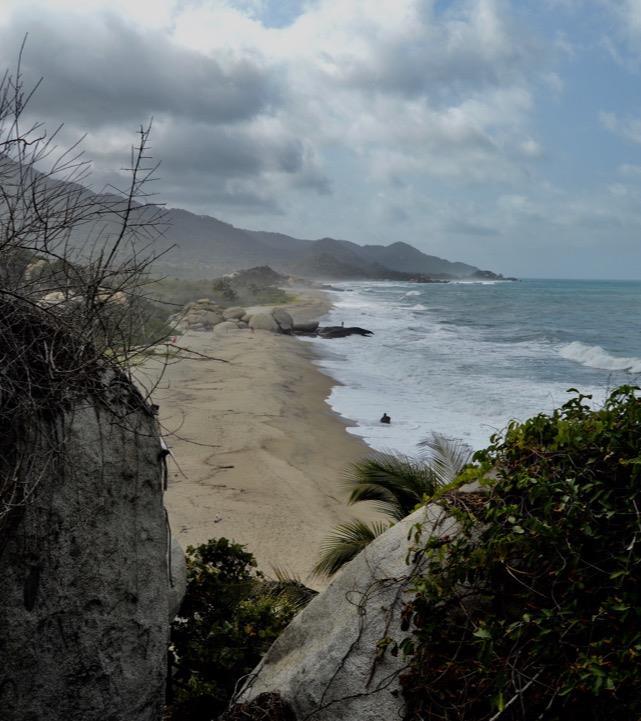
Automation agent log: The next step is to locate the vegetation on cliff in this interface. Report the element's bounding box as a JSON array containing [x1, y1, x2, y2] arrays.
[[169, 539, 313, 721], [400, 386, 641, 721]]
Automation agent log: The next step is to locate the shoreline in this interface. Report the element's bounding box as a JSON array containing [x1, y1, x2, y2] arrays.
[[144, 289, 379, 586]]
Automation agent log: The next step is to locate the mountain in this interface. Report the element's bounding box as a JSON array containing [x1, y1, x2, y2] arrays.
[[159, 208, 496, 280], [0, 154, 498, 280], [360, 241, 478, 278]]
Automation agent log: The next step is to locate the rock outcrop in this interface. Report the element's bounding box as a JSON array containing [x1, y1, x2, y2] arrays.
[[317, 325, 373, 338], [213, 320, 245, 336], [292, 320, 319, 334], [236, 505, 456, 721], [271, 308, 294, 333], [0, 402, 170, 721], [168, 537, 188, 622], [222, 306, 246, 320], [249, 313, 280, 333]]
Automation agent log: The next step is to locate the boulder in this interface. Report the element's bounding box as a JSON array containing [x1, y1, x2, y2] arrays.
[[0, 402, 169, 721], [168, 537, 187, 622], [272, 309, 293, 332], [40, 291, 66, 306], [237, 505, 457, 721], [292, 320, 319, 334], [249, 313, 280, 333], [201, 310, 225, 328], [223, 306, 246, 320], [213, 320, 244, 336], [241, 313, 252, 323]]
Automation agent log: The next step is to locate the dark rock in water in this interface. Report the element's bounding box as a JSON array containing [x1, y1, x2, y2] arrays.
[[317, 326, 374, 338], [292, 320, 319, 333], [221, 692, 297, 721]]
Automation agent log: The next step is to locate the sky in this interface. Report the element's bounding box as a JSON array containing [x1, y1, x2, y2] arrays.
[[1, 0, 641, 278]]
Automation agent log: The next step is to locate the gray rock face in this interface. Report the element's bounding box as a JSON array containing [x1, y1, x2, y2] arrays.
[[213, 320, 244, 336], [272, 308, 293, 332], [223, 306, 246, 320], [168, 537, 188, 622], [238, 505, 456, 721], [201, 310, 225, 327], [249, 313, 280, 332], [0, 403, 169, 721]]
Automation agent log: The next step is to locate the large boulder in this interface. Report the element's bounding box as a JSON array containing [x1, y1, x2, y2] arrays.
[[168, 537, 188, 622], [249, 313, 280, 333], [201, 310, 225, 328], [272, 308, 293, 333], [237, 505, 457, 721], [0, 401, 169, 721], [213, 320, 244, 336], [223, 306, 246, 321]]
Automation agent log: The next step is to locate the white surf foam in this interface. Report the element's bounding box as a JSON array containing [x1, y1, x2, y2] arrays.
[[559, 341, 641, 373]]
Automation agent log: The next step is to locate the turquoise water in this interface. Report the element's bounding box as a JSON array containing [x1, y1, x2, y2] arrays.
[[305, 279, 641, 454]]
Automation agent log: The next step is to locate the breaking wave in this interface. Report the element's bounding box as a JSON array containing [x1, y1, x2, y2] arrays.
[[559, 341, 641, 373]]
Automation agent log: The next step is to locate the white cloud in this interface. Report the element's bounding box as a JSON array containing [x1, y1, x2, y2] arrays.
[[619, 162, 641, 176], [600, 110, 641, 144]]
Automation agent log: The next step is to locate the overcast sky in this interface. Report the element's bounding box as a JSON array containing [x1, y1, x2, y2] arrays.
[[2, 1, 641, 278]]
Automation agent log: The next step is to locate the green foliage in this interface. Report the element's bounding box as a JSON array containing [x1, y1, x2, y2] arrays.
[[150, 275, 293, 310], [169, 539, 301, 721], [345, 453, 441, 521], [401, 386, 641, 721], [313, 434, 471, 578], [312, 519, 391, 578]]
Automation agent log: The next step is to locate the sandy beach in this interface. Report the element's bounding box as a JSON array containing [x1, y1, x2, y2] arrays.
[[141, 291, 378, 586]]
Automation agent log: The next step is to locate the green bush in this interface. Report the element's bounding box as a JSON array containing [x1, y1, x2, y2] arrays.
[[169, 539, 299, 721], [401, 386, 641, 721]]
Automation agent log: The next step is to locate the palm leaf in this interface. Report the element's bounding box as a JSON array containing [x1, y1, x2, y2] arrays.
[[312, 519, 391, 578], [344, 454, 440, 520], [263, 566, 318, 611], [417, 432, 473, 485]]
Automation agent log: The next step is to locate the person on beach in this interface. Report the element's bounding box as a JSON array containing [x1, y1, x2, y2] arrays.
[[380, 412, 391, 424]]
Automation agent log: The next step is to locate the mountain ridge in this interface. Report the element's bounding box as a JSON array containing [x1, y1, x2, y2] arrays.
[[160, 206, 500, 280]]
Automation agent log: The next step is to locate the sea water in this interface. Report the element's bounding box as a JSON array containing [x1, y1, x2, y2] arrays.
[[304, 279, 641, 456]]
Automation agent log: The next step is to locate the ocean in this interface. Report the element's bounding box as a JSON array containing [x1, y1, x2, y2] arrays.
[[304, 279, 641, 456]]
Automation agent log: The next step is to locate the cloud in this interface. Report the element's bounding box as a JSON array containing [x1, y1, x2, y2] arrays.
[[0, 0, 548, 220], [7, 0, 637, 278], [0, 11, 280, 126], [600, 110, 641, 144], [619, 163, 641, 176]]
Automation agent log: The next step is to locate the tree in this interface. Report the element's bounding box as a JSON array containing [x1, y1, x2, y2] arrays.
[[169, 539, 304, 721], [313, 434, 472, 577], [0, 41, 169, 535]]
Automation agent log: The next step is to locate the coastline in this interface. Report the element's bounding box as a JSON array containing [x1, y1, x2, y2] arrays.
[[144, 289, 379, 586]]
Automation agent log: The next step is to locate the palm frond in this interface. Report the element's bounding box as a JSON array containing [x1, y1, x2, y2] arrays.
[[417, 432, 473, 485], [344, 454, 440, 520], [312, 519, 391, 578], [262, 565, 318, 611]]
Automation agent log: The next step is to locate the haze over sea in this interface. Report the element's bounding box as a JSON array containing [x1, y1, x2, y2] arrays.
[[306, 279, 641, 456]]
